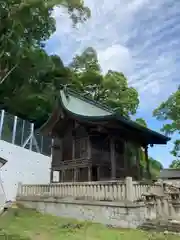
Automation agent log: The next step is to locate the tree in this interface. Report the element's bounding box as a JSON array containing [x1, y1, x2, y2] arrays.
[[0, 0, 90, 121], [148, 157, 163, 179], [153, 86, 180, 159], [135, 118, 147, 127], [169, 160, 180, 169], [0, 49, 73, 123], [135, 118, 163, 178], [70, 47, 139, 117], [0, 0, 90, 84]]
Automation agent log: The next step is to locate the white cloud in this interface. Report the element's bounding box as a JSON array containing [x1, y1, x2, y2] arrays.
[[47, 0, 180, 111], [97, 45, 133, 75]]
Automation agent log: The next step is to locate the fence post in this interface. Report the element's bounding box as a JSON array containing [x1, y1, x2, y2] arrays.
[[156, 179, 164, 195], [125, 177, 134, 201], [17, 182, 22, 197]]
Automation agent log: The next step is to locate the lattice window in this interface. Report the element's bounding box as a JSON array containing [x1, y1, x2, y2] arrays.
[[74, 137, 88, 159]]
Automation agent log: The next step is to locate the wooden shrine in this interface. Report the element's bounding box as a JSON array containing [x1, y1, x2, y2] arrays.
[[40, 88, 170, 182]]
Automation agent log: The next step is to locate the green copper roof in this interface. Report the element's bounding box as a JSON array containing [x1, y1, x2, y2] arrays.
[[58, 88, 170, 145], [60, 89, 113, 117]]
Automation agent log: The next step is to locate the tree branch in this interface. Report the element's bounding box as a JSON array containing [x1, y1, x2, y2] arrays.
[[0, 64, 18, 84]]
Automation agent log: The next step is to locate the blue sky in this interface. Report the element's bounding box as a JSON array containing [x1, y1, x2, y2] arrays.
[[45, 0, 179, 167]]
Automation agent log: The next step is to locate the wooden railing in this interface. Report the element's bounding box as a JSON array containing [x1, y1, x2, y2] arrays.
[[17, 177, 163, 202]]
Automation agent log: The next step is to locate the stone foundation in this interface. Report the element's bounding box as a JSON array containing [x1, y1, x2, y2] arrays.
[[17, 196, 146, 229], [16, 180, 180, 231], [140, 219, 180, 233]]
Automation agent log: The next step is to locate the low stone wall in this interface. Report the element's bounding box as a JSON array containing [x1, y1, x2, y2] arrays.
[[16, 178, 180, 230], [17, 196, 147, 228]]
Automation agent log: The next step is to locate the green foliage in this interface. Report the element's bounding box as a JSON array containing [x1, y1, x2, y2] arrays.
[[153, 86, 180, 160], [171, 139, 180, 158], [149, 157, 163, 170], [70, 47, 139, 117], [0, 50, 64, 121], [0, 44, 140, 123], [169, 159, 180, 169], [0, 0, 90, 122], [140, 152, 163, 179], [0, 0, 139, 122], [135, 118, 163, 178], [135, 118, 147, 127], [0, 0, 137, 122]]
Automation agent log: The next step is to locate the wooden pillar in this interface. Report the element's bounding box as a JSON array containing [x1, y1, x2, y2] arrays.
[[88, 167, 92, 182], [87, 136, 91, 159], [144, 145, 151, 179], [72, 138, 75, 159], [136, 146, 141, 180], [50, 169, 53, 183], [60, 170, 64, 182], [97, 166, 100, 181], [59, 138, 63, 161], [59, 171, 61, 182], [124, 140, 128, 170], [74, 168, 79, 182], [110, 137, 116, 180], [62, 170, 65, 182]]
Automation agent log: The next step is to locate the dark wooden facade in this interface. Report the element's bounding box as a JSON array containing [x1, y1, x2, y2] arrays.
[[40, 88, 170, 183], [51, 122, 144, 182]]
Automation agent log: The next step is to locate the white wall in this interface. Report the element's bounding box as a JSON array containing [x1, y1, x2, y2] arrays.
[[0, 140, 51, 201], [0, 174, 6, 211]]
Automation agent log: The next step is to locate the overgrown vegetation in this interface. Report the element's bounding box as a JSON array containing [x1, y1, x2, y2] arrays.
[[0, 207, 179, 240], [153, 86, 180, 168]]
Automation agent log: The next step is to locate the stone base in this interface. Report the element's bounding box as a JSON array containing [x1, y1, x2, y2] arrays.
[[139, 219, 180, 233], [16, 196, 146, 229]]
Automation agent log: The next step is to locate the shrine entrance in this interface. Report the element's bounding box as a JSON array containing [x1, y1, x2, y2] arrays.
[[92, 166, 98, 181]]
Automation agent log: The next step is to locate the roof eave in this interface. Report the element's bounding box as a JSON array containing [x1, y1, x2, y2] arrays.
[[40, 88, 170, 145], [61, 108, 170, 145], [39, 101, 62, 135], [115, 114, 170, 144]]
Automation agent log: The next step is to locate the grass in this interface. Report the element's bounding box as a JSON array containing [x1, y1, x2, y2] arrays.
[[0, 206, 180, 240]]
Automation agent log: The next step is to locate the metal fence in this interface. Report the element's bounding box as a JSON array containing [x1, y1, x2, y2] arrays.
[[0, 110, 52, 156]]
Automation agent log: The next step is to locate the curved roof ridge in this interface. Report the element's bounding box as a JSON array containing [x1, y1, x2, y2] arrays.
[[66, 87, 114, 114], [59, 88, 170, 144]]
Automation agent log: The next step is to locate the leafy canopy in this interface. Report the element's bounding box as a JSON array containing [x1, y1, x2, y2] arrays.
[[169, 159, 180, 169], [70, 47, 139, 117], [0, 0, 90, 84], [135, 118, 163, 178], [153, 86, 180, 163], [0, 0, 90, 121], [135, 118, 147, 127]]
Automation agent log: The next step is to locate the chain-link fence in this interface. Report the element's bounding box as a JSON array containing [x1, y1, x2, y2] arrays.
[[0, 110, 52, 156]]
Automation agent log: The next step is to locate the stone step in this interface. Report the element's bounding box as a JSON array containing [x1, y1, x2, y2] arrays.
[[139, 220, 180, 233]]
